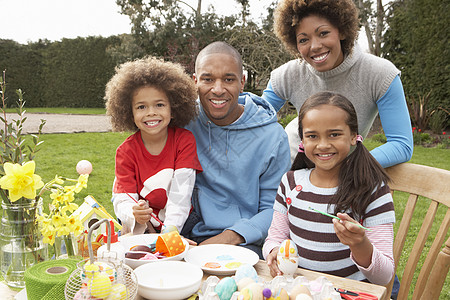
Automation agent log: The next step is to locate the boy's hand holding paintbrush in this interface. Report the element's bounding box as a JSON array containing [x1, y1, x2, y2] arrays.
[[132, 199, 153, 225]]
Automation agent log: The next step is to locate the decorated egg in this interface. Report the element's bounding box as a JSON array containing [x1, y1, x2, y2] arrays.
[[215, 277, 237, 300], [277, 239, 299, 276], [73, 286, 93, 300], [87, 273, 112, 298], [76, 160, 92, 175], [290, 285, 312, 300], [235, 264, 258, 283], [237, 277, 255, 291], [105, 283, 127, 300], [295, 295, 313, 300], [239, 282, 263, 300], [273, 288, 289, 300]]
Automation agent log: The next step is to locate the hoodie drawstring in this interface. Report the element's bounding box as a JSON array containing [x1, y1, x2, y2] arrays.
[[207, 121, 212, 151]]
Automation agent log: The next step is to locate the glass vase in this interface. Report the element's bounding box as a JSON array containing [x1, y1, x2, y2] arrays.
[[53, 233, 81, 260], [0, 198, 47, 288]]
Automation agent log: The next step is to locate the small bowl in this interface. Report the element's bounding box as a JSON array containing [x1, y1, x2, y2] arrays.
[[134, 261, 203, 300], [119, 234, 189, 269]]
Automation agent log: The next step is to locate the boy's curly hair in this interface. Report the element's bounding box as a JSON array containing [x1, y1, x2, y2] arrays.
[[105, 56, 198, 132], [274, 0, 359, 58]]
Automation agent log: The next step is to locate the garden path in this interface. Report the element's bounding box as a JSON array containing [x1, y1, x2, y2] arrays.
[[5, 113, 112, 134]]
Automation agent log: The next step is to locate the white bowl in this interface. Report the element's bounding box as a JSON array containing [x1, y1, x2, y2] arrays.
[[119, 234, 189, 269], [134, 261, 203, 300]]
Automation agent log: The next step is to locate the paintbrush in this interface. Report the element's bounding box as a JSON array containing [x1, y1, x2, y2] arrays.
[[308, 206, 372, 231], [125, 192, 165, 228]]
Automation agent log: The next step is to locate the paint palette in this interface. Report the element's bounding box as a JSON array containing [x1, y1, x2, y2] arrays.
[[184, 244, 259, 275]]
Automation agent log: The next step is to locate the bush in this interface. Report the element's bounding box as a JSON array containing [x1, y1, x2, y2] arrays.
[[371, 133, 387, 143], [278, 113, 297, 129]]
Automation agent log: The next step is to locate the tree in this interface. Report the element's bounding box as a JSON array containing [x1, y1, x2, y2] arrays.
[[383, 0, 449, 127], [114, 0, 236, 73], [354, 0, 389, 56]]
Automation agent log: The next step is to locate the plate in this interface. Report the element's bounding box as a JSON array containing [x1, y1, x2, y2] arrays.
[[184, 244, 259, 275], [134, 261, 203, 300], [118, 234, 189, 269]]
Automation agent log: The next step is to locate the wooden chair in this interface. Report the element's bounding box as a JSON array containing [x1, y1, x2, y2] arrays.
[[384, 163, 450, 300]]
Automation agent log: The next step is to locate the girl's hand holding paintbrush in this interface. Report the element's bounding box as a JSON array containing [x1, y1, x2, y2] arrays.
[[333, 212, 373, 268]]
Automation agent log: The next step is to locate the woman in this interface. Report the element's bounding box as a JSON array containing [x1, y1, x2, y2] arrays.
[[262, 0, 413, 168]]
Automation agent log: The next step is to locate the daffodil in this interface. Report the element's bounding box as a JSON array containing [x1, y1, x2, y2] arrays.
[[74, 174, 89, 192], [61, 202, 79, 214], [0, 161, 44, 202]]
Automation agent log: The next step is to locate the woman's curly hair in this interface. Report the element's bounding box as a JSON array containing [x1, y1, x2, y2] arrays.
[[105, 56, 198, 132], [274, 0, 360, 58]]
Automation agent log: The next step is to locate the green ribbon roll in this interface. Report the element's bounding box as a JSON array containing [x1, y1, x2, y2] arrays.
[[24, 258, 80, 300]]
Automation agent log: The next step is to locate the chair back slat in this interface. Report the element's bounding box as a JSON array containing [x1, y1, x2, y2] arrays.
[[415, 210, 450, 299], [423, 236, 450, 299], [384, 163, 450, 300]]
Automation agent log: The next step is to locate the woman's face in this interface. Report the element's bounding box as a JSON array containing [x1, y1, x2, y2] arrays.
[[295, 15, 345, 72]]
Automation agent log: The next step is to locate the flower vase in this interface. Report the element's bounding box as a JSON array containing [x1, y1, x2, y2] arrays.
[[53, 233, 81, 260], [0, 198, 48, 288]]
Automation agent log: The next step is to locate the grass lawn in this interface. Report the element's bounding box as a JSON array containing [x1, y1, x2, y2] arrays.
[[3, 130, 449, 297]]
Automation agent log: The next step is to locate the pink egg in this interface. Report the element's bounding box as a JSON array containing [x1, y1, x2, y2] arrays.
[[76, 160, 93, 175]]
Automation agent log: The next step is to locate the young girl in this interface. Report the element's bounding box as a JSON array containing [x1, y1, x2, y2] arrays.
[[263, 92, 395, 286], [105, 56, 202, 235]]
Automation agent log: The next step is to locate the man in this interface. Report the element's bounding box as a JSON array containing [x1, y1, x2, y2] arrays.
[[183, 41, 290, 257]]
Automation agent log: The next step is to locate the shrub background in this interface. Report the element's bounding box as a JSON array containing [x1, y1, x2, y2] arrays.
[[0, 36, 120, 108]]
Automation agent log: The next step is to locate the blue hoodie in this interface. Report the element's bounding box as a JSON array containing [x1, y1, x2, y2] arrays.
[[185, 92, 290, 245]]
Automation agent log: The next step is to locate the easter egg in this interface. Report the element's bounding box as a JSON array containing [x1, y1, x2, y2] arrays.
[[278, 239, 298, 258], [73, 286, 91, 300], [235, 264, 258, 283], [273, 288, 289, 300], [84, 263, 100, 279], [295, 295, 313, 300], [106, 283, 127, 300], [244, 283, 263, 300], [237, 277, 255, 291], [215, 277, 237, 300], [76, 160, 92, 175], [87, 273, 112, 298], [277, 239, 299, 276], [290, 285, 312, 300], [238, 287, 252, 300]]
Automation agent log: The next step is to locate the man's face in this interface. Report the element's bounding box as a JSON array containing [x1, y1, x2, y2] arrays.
[[194, 53, 245, 126]]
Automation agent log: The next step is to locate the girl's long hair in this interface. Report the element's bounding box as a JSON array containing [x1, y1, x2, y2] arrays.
[[291, 92, 390, 218]]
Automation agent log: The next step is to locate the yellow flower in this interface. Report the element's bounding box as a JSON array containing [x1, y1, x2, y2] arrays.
[[43, 233, 55, 245], [0, 161, 44, 202], [67, 216, 83, 236], [51, 213, 64, 227], [53, 175, 64, 185], [74, 174, 89, 192], [50, 190, 64, 205], [61, 202, 79, 214], [56, 224, 71, 236]]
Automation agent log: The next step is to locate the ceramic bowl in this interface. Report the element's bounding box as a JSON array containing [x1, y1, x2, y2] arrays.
[[119, 234, 189, 269], [134, 261, 203, 300]]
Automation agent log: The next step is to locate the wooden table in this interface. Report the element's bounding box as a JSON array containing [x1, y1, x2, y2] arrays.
[[202, 260, 388, 300]]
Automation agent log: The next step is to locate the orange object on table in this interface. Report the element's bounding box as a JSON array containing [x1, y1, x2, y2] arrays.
[[155, 231, 185, 257]]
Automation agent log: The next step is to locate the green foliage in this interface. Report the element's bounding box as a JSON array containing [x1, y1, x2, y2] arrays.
[[0, 36, 120, 108], [429, 109, 450, 134], [370, 133, 387, 143], [0, 71, 46, 172], [383, 0, 449, 115], [278, 113, 297, 129]]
